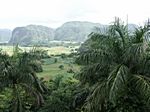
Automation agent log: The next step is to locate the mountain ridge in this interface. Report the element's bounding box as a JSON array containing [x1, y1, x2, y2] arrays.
[[0, 21, 138, 45]]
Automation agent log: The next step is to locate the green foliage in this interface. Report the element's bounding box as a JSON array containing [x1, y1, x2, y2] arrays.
[[0, 89, 12, 111], [54, 58, 58, 63], [1, 19, 150, 112], [67, 68, 74, 73], [37, 76, 79, 112], [0, 45, 47, 112], [59, 65, 64, 70], [76, 18, 150, 112], [61, 53, 67, 59], [29, 46, 50, 59]]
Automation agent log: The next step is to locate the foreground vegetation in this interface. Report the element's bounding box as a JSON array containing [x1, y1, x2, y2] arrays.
[[0, 18, 150, 112], [76, 19, 150, 112]]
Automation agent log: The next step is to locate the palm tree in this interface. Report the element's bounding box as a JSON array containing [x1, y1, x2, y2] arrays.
[[76, 18, 150, 112], [0, 46, 47, 112]]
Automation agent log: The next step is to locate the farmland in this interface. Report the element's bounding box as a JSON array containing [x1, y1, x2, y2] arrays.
[[0, 45, 80, 80], [37, 57, 80, 80], [0, 45, 79, 55]]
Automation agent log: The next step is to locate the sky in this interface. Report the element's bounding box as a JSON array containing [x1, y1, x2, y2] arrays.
[[0, 0, 149, 29]]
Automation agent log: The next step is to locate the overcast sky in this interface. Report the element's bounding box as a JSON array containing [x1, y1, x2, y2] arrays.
[[0, 0, 149, 29]]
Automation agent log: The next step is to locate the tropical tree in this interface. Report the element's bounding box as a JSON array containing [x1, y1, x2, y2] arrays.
[[76, 18, 150, 112], [37, 75, 79, 112], [0, 46, 47, 112]]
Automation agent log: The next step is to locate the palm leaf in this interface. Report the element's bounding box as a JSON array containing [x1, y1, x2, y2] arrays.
[[123, 43, 146, 64], [107, 65, 129, 104], [131, 75, 150, 104], [84, 81, 108, 112], [79, 63, 110, 84]]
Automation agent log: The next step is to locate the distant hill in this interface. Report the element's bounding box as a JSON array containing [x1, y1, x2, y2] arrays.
[[128, 24, 138, 33], [9, 25, 54, 46], [0, 29, 12, 43], [54, 21, 102, 42], [54, 21, 137, 42], [8, 21, 138, 46]]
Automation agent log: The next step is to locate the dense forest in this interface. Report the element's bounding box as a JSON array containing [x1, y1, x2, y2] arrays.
[[0, 18, 150, 112]]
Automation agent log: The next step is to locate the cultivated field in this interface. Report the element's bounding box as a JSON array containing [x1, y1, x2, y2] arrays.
[[0, 45, 79, 55]]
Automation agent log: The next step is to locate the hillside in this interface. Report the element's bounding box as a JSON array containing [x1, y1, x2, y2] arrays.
[[0, 29, 12, 43], [9, 25, 54, 46], [8, 22, 137, 46], [9, 21, 103, 45], [54, 21, 102, 42]]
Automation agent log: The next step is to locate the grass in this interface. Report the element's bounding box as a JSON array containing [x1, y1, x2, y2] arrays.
[[37, 57, 80, 81]]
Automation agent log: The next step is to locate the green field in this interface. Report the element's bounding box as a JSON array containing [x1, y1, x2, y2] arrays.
[[0, 45, 80, 80], [0, 45, 79, 55], [37, 57, 80, 80]]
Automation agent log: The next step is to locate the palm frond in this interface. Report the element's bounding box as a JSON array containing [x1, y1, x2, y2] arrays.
[[77, 48, 113, 65], [132, 23, 150, 44], [109, 18, 128, 48], [78, 63, 110, 84], [107, 65, 129, 104], [84, 81, 108, 112], [123, 43, 146, 64], [131, 75, 150, 104]]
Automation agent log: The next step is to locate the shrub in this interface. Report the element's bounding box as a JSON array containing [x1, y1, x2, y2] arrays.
[[59, 65, 64, 70], [67, 68, 74, 73]]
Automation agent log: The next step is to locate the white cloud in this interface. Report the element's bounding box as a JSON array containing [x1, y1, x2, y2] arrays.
[[0, 0, 149, 29]]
